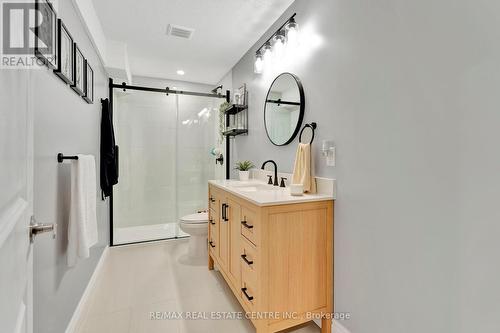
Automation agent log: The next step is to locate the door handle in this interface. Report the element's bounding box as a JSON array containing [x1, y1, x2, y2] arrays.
[[209, 241, 216, 248], [221, 203, 229, 222], [210, 219, 215, 225], [224, 204, 229, 221], [241, 254, 254, 266], [29, 216, 56, 242]]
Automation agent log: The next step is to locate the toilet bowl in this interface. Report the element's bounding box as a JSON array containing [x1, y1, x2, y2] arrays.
[[179, 212, 209, 258]]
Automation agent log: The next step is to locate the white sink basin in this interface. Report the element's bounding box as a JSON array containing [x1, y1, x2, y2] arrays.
[[226, 181, 282, 192], [236, 185, 282, 192]]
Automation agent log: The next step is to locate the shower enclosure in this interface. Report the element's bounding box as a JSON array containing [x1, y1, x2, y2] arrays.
[[110, 80, 228, 245]]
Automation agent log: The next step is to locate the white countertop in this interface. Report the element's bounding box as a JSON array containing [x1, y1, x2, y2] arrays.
[[208, 179, 334, 207]]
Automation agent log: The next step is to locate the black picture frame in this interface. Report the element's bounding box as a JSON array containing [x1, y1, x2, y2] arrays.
[[34, 0, 58, 69], [83, 61, 94, 104], [71, 44, 86, 96], [264, 72, 305, 146], [54, 19, 74, 84]]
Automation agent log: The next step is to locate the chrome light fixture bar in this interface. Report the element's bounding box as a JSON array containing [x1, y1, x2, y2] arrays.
[[254, 13, 298, 73]]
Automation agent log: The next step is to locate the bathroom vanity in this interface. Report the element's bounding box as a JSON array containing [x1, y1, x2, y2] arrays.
[[208, 179, 334, 333]]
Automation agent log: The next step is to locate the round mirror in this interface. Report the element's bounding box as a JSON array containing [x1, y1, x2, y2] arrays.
[[264, 73, 305, 146]]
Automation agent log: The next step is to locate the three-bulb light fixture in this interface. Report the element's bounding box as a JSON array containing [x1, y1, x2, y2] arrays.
[[254, 14, 299, 74]]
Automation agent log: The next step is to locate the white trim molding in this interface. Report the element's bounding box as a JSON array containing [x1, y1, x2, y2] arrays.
[[0, 197, 28, 248], [333, 319, 352, 333], [70, 0, 108, 69], [312, 318, 351, 333], [65, 246, 109, 333]]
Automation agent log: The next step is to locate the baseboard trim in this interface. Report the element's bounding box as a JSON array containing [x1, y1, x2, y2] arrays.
[[333, 319, 351, 333], [313, 318, 351, 333], [65, 246, 109, 333]]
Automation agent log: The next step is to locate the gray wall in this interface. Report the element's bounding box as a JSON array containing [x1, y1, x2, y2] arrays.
[[33, 1, 109, 332], [230, 0, 500, 332]]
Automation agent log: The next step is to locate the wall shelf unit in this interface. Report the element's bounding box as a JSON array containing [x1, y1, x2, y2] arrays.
[[223, 128, 248, 137], [224, 84, 248, 139], [224, 104, 248, 115]]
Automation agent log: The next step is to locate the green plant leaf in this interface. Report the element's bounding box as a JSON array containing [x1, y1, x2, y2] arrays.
[[234, 160, 255, 171]]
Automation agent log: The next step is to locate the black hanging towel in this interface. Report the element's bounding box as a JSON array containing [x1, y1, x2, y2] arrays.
[[100, 98, 118, 199]]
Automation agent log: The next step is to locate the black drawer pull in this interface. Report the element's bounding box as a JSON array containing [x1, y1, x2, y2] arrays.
[[222, 203, 229, 222], [209, 241, 215, 248], [241, 287, 254, 301], [210, 196, 215, 203], [210, 219, 215, 225], [241, 221, 253, 229], [241, 254, 253, 265]]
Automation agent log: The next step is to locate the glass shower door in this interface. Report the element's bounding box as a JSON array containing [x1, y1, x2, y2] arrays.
[[112, 89, 217, 245], [176, 95, 217, 236], [113, 89, 178, 244]]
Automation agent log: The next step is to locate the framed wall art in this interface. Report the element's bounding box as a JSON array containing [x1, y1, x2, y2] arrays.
[[35, 0, 58, 69], [83, 61, 94, 104], [71, 44, 86, 96], [54, 19, 74, 84]]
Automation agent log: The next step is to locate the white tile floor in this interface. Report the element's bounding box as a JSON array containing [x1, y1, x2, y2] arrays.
[[75, 239, 320, 333]]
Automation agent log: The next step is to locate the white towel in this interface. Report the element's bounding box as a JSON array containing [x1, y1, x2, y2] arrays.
[[292, 143, 317, 194], [68, 155, 98, 267]]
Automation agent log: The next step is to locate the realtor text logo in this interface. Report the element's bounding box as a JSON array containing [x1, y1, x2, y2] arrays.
[[1, 0, 57, 68]]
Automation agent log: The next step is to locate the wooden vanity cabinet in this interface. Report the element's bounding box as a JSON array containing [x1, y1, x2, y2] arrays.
[[208, 184, 334, 333]]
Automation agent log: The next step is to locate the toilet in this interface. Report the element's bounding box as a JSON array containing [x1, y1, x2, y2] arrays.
[[179, 212, 209, 258]]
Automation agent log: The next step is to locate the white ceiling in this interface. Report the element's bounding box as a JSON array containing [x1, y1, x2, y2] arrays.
[[92, 0, 294, 85]]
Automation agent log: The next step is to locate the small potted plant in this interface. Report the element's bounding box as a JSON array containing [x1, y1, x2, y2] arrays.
[[234, 160, 255, 181]]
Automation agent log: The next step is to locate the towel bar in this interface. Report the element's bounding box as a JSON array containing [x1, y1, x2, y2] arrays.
[[57, 153, 78, 163]]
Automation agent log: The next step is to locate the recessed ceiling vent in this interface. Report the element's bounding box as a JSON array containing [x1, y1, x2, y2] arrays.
[[166, 24, 195, 39]]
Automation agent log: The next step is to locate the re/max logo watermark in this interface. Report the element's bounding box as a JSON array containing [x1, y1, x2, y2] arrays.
[[1, 0, 58, 68]]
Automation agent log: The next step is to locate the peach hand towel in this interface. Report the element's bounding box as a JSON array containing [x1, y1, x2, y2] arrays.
[[292, 143, 317, 193]]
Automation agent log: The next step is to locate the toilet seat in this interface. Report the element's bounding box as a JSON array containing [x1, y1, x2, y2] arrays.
[[180, 212, 208, 224]]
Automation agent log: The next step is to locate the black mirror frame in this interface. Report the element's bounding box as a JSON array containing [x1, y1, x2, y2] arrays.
[[264, 72, 305, 146]]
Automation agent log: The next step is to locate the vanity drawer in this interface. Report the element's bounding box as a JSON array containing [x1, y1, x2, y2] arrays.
[[208, 187, 220, 213], [209, 220, 218, 244], [208, 210, 218, 256], [240, 236, 257, 274], [208, 232, 217, 255], [240, 205, 259, 246], [240, 265, 257, 311], [208, 209, 217, 227]]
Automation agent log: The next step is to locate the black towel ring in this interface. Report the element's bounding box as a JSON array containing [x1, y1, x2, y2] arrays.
[[299, 122, 317, 144]]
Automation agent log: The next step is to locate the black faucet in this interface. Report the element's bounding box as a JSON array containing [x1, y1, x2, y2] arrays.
[[261, 160, 279, 186]]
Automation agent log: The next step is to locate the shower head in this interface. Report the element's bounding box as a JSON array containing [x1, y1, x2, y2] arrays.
[[211, 85, 223, 94]]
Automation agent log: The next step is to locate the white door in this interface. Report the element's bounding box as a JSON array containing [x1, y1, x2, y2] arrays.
[[0, 68, 34, 332]]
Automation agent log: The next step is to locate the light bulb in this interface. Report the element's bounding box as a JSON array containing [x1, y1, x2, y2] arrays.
[[272, 30, 286, 62], [254, 51, 263, 74], [262, 42, 272, 68], [286, 18, 299, 49]]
